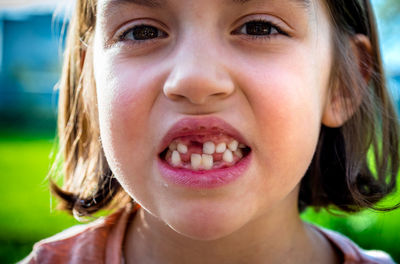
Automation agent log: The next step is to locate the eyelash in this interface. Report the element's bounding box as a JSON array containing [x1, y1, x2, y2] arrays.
[[116, 19, 287, 45], [232, 19, 288, 39], [118, 24, 168, 43]]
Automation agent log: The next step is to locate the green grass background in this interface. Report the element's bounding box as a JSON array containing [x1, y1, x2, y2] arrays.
[[0, 131, 399, 263]]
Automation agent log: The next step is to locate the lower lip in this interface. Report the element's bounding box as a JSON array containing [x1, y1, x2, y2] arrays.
[[157, 152, 252, 189]]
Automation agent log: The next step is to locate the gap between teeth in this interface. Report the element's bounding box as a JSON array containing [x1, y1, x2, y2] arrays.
[[168, 140, 246, 170], [169, 140, 240, 153]]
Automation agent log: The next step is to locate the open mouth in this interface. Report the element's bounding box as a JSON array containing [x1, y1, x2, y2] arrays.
[[159, 133, 251, 171]]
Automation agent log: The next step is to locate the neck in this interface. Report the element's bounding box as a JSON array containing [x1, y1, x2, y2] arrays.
[[123, 200, 339, 264]]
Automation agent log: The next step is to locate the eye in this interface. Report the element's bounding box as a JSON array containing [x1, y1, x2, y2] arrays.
[[233, 20, 287, 37], [119, 24, 167, 42]]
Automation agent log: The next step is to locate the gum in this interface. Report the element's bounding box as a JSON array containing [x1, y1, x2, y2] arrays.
[[172, 134, 236, 147]]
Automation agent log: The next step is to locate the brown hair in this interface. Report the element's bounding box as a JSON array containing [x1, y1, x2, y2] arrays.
[[50, 0, 399, 217], [50, 0, 129, 216]]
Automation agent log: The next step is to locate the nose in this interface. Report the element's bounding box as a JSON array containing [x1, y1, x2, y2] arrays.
[[163, 43, 235, 105]]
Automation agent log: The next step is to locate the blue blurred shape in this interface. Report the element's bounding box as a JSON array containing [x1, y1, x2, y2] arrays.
[[0, 8, 67, 131]]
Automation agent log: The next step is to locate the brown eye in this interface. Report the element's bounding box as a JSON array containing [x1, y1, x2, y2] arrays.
[[121, 25, 167, 41], [241, 21, 277, 35], [232, 20, 288, 38]]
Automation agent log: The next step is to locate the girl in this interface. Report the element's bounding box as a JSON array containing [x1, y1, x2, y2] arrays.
[[23, 0, 399, 263]]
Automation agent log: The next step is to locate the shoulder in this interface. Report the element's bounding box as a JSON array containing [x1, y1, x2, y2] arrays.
[[310, 224, 396, 264], [19, 207, 129, 264]]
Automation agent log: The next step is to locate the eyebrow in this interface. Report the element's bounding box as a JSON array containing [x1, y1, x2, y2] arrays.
[[107, 0, 163, 8], [233, 0, 310, 6], [102, 0, 163, 9], [103, 0, 311, 10]]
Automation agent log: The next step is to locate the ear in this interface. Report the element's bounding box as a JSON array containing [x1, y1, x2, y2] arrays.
[[322, 34, 372, 128]]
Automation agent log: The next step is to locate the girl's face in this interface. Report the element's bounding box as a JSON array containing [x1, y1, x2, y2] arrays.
[[93, 0, 333, 239]]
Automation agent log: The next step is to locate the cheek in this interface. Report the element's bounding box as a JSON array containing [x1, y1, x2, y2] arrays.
[[238, 50, 326, 185], [249, 63, 322, 135], [93, 54, 159, 183], [96, 62, 144, 140]]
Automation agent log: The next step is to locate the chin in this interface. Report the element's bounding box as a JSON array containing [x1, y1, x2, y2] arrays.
[[160, 202, 250, 241]]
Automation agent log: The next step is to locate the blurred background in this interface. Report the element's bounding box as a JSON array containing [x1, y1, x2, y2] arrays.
[[0, 0, 399, 263]]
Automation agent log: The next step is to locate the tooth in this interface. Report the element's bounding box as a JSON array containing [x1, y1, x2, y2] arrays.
[[215, 142, 227, 153], [234, 149, 243, 159], [223, 149, 233, 163], [171, 151, 181, 166], [203, 141, 215, 154], [239, 143, 246, 149], [177, 143, 188, 154], [169, 141, 177, 151], [228, 140, 238, 152], [202, 154, 213, 170], [191, 154, 202, 170]]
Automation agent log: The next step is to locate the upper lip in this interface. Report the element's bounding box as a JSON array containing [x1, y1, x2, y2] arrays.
[[158, 117, 249, 154]]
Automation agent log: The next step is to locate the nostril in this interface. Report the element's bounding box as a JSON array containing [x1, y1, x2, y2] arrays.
[[166, 93, 186, 101], [213, 92, 228, 97]]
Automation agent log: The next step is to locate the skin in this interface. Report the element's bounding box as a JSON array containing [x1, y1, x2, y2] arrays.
[[92, 0, 348, 263]]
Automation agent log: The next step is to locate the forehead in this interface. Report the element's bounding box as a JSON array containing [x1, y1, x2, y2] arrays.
[[98, 0, 313, 13], [101, 0, 311, 6]]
